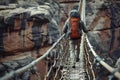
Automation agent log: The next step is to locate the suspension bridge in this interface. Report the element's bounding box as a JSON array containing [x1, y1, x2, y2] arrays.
[[0, 0, 120, 80]]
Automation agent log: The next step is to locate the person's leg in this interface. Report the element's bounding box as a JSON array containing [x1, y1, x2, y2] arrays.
[[69, 40, 75, 66], [76, 39, 81, 62]]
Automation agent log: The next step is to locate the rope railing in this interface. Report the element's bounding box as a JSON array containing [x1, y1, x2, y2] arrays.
[[0, 34, 66, 80], [1, 0, 119, 80], [45, 35, 69, 80], [46, 0, 84, 80], [54, 43, 69, 80], [79, 0, 120, 79], [0, 0, 78, 78], [85, 36, 120, 79], [79, 0, 91, 80], [84, 41, 96, 80]]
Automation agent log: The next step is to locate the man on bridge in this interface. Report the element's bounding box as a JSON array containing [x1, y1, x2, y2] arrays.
[[63, 9, 88, 68]]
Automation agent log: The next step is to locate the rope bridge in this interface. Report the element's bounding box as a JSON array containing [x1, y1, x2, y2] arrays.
[[0, 0, 120, 80]]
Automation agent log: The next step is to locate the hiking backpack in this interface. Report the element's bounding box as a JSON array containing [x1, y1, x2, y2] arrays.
[[69, 17, 81, 39]]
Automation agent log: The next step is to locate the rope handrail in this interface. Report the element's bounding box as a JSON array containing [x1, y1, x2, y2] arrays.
[[86, 36, 120, 79], [80, 0, 120, 79], [0, 0, 82, 78], [1, 0, 119, 80], [0, 34, 65, 80], [79, 0, 91, 80]]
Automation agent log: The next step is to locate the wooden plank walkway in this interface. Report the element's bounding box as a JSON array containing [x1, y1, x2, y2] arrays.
[[61, 59, 86, 80]]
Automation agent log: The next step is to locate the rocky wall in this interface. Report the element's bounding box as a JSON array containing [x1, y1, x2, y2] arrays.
[[0, 1, 60, 56], [0, 0, 60, 80], [87, 1, 120, 61], [86, 0, 120, 80], [0, 57, 34, 80]]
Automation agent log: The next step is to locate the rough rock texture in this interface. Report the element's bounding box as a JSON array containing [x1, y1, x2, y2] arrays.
[[86, 0, 120, 79], [0, 57, 34, 80], [87, 1, 120, 60], [0, 1, 60, 55], [0, 1, 60, 79]]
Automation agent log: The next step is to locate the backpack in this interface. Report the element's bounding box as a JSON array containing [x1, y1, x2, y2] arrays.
[[69, 17, 81, 39]]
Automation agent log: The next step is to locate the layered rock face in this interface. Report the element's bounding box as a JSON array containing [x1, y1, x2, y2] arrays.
[[0, 0, 120, 80], [0, 57, 34, 80], [86, 0, 120, 61], [0, 0, 60, 79], [86, 0, 120, 79], [0, 0, 60, 55]]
